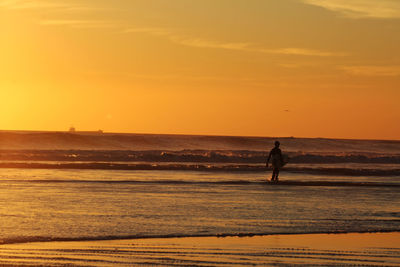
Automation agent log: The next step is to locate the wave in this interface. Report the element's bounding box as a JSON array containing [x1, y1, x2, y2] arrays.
[[2, 131, 400, 153], [2, 179, 399, 187], [1, 230, 399, 245], [2, 162, 400, 176], [2, 149, 400, 164]]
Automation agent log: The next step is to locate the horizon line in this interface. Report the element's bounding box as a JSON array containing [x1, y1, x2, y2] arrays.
[[0, 129, 398, 142]]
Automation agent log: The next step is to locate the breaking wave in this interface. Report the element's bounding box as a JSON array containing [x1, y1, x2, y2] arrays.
[[2, 149, 400, 164], [1, 161, 400, 176]]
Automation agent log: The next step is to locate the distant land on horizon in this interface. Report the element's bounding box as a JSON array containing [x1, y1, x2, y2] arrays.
[[0, 130, 399, 153]]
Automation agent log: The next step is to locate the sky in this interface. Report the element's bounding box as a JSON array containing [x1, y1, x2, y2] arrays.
[[1, 0, 399, 139]]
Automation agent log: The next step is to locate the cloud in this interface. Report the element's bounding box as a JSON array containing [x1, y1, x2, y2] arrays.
[[171, 37, 252, 51], [125, 27, 253, 51], [0, 0, 107, 12], [2, 1, 116, 29], [301, 0, 400, 19], [124, 27, 172, 36], [0, 0, 77, 10], [341, 65, 400, 76], [177, 39, 339, 56], [262, 47, 342, 57], [125, 27, 342, 57], [40, 20, 117, 29]]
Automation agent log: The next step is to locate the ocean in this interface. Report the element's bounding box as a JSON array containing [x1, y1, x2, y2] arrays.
[[0, 132, 399, 245]]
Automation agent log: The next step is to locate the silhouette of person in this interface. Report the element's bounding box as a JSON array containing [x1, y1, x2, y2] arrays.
[[266, 141, 283, 182]]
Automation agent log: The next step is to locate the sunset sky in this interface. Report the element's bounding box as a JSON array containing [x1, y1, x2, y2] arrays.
[[1, 0, 399, 139]]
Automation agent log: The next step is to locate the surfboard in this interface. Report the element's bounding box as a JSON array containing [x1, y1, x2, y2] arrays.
[[280, 154, 289, 167]]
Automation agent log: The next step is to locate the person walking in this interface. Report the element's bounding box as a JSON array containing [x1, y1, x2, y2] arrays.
[[266, 141, 283, 182]]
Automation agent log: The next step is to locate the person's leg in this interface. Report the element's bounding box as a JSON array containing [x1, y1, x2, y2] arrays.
[[275, 169, 280, 181], [270, 170, 274, 180]]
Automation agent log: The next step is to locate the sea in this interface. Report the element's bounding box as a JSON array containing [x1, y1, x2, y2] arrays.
[[0, 131, 399, 245]]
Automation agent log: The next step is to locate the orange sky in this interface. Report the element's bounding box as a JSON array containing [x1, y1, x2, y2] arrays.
[[1, 0, 399, 139]]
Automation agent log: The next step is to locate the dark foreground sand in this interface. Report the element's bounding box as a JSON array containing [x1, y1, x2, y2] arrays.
[[0, 233, 399, 266]]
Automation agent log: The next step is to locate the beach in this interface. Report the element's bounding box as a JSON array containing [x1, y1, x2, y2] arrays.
[[3, 0, 400, 264], [1, 133, 400, 265], [1, 233, 399, 266]]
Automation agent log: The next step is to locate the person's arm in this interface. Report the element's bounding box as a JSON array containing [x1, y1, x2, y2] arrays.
[[266, 151, 272, 167]]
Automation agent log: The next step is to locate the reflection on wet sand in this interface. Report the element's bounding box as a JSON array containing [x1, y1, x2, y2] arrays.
[[0, 233, 399, 266]]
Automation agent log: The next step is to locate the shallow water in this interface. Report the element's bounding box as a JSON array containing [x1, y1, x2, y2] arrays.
[[0, 168, 399, 244]]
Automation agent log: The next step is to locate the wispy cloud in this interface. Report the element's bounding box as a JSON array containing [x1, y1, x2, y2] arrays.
[[125, 28, 252, 51], [341, 65, 400, 76], [262, 48, 342, 57], [124, 27, 172, 36], [2, 1, 115, 29], [40, 20, 117, 29], [175, 38, 339, 56], [0, 0, 77, 10], [125, 27, 342, 57], [171, 37, 253, 51], [301, 0, 400, 19], [0, 0, 107, 13]]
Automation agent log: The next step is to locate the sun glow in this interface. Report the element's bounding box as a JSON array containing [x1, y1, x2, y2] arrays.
[[1, 0, 399, 139]]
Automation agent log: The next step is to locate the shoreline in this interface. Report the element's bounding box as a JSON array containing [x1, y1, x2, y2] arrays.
[[1, 230, 400, 246], [1, 232, 399, 266]]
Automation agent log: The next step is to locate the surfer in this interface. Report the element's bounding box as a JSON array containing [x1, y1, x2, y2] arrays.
[[266, 141, 284, 182]]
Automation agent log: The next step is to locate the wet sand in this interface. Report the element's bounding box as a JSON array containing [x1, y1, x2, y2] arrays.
[[0, 232, 399, 266]]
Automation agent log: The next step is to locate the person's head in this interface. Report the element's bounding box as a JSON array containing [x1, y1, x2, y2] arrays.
[[274, 141, 280, 147]]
